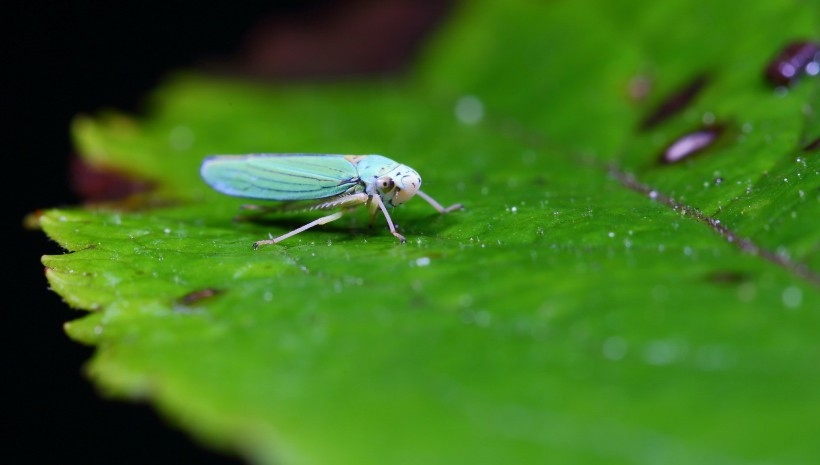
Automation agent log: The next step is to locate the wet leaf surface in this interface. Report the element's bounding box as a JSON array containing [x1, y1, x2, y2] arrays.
[[36, 1, 820, 464]]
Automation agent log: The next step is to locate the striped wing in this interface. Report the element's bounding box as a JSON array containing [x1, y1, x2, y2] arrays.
[[200, 154, 361, 201]]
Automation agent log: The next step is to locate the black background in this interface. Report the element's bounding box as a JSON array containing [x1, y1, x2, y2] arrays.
[[5, 2, 323, 464]]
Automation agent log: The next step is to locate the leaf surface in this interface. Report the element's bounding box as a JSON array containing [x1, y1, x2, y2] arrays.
[[38, 1, 820, 464]]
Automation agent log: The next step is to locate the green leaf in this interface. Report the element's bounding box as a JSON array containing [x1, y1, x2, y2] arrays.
[[37, 0, 820, 464]]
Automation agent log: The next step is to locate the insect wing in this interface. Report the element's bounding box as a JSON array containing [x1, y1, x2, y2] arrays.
[[201, 154, 361, 201]]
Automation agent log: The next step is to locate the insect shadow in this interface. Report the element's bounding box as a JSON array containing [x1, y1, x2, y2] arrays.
[[230, 202, 404, 239]]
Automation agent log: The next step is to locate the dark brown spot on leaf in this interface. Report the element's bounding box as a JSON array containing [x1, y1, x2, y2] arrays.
[[764, 40, 820, 88], [803, 136, 820, 152], [706, 271, 749, 285], [640, 73, 710, 130], [660, 124, 725, 164], [70, 154, 154, 202], [179, 288, 222, 306]]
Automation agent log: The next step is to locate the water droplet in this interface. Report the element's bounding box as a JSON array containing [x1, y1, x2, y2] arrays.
[[415, 256, 431, 267], [737, 282, 756, 302], [651, 285, 668, 301], [661, 125, 724, 164], [474, 310, 492, 327], [782, 286, 802, 308], [608, 231, 615, 238], [510, 206, 518, 213], [603, 336, 628, 360], [644, 339, 686, 366], [454, 95, 484, 125], [765, 40, 820, 88], [713, 177, 724, 185], [639, 73, 709, 130], [701, 112, 715, 125], [695, 345, 736, 371]]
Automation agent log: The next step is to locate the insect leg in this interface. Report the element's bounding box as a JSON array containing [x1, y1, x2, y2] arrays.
[[372, 195, 406, 243], [415, 190, 463, 213], [253, 211, 345, 248]]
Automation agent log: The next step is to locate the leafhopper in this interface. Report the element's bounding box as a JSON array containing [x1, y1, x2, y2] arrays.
[[200, 154, 462, 247]]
